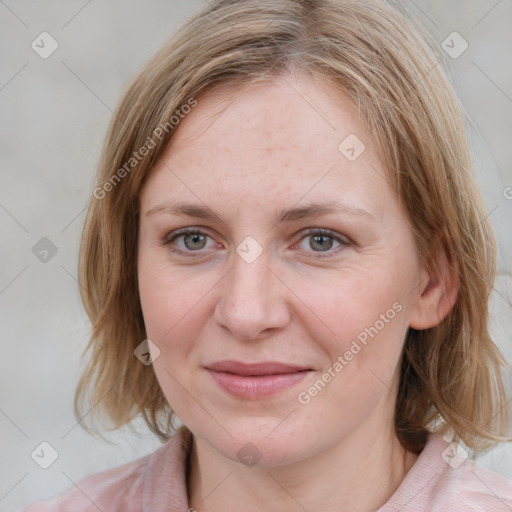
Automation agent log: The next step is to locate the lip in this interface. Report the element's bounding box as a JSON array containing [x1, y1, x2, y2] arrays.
[[205, 360, 311, 375], [204, 360, 313, 399]]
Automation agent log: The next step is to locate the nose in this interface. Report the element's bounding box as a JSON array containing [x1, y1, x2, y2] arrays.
[[213, 251, 291, 341]]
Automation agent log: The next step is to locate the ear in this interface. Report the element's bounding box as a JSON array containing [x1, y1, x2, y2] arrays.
[[409, 234, 459, 330]]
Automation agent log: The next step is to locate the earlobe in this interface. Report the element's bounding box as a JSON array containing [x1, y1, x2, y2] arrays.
[[409, 239, 459, 330]]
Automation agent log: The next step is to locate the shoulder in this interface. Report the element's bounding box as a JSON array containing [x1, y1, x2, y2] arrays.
[[379, 435, 512, 512], [19, 451, 154, 512], [436, 449, 512, 511], [18, 432, 185, 512]]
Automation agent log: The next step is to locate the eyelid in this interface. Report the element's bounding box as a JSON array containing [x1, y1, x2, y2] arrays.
[[292, 228, 350, 258], [162, 226, 351, 258], [162, 227, 219, 257]]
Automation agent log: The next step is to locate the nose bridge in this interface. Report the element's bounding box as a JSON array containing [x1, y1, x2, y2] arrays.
[[226, 247, 273, 310], [227, 232, 272, 296], [214, 245, 288, 339]]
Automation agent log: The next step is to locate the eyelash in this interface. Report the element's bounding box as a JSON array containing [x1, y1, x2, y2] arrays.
[[161, 227, 350, 259]]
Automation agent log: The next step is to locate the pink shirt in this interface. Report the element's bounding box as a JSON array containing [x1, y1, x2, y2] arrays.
[[19, 426, 512, 511]]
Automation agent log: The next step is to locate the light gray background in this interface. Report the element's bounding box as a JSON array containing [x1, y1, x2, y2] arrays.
[[1, 1, 511, 510]]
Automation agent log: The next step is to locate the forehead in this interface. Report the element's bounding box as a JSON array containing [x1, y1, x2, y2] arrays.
[[141, 75, 394, 220], [168, 76, 372, 161]]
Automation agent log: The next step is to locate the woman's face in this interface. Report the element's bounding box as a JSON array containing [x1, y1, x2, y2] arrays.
[[137, 75, 428, 466]]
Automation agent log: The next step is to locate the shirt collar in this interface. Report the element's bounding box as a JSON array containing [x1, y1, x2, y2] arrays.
[[143, 425, 193, 512]]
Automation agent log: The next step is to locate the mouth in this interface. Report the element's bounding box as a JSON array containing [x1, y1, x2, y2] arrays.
[[203, 360, 313, 399]]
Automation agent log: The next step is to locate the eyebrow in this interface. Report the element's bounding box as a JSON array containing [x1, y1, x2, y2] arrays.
[[145, 200, 377, 224]]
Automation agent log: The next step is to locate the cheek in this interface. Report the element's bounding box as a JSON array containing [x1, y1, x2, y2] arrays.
[[291, 263, 411, 406], [138, 274, 206, 345], [137, 260, 209, 413], [292, 266, 408, 346], [296, 278, 407, 429], [138, 246, 200, 333], [137, 255, 221, 377]]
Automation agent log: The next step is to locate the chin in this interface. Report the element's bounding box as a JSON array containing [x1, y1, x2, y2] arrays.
[[194, 418, 319, 468]]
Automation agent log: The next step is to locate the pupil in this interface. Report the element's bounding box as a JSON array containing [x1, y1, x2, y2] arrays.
[[186, 233, 205, 250], [312, 235, 332, 251]]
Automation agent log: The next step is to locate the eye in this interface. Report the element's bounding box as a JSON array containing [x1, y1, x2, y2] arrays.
[[162, 227, 350, 258], [294, 228, 350, 257], [162, 228, 217, 257]]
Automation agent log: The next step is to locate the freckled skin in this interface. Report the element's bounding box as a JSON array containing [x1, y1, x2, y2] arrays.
[[137, 74, 447, 511]]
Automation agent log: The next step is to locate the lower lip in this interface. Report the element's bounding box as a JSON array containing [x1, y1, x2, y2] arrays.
[[206, 369, 312, 399]]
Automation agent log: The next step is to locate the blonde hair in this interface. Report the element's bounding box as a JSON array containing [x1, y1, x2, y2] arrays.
[[76, 0, 511, 454]]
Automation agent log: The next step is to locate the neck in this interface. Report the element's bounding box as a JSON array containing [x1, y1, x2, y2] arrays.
[[186, 420, 419, 512]]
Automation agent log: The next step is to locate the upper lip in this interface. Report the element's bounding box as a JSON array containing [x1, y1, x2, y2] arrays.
[[205, 360, 312, 376]]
